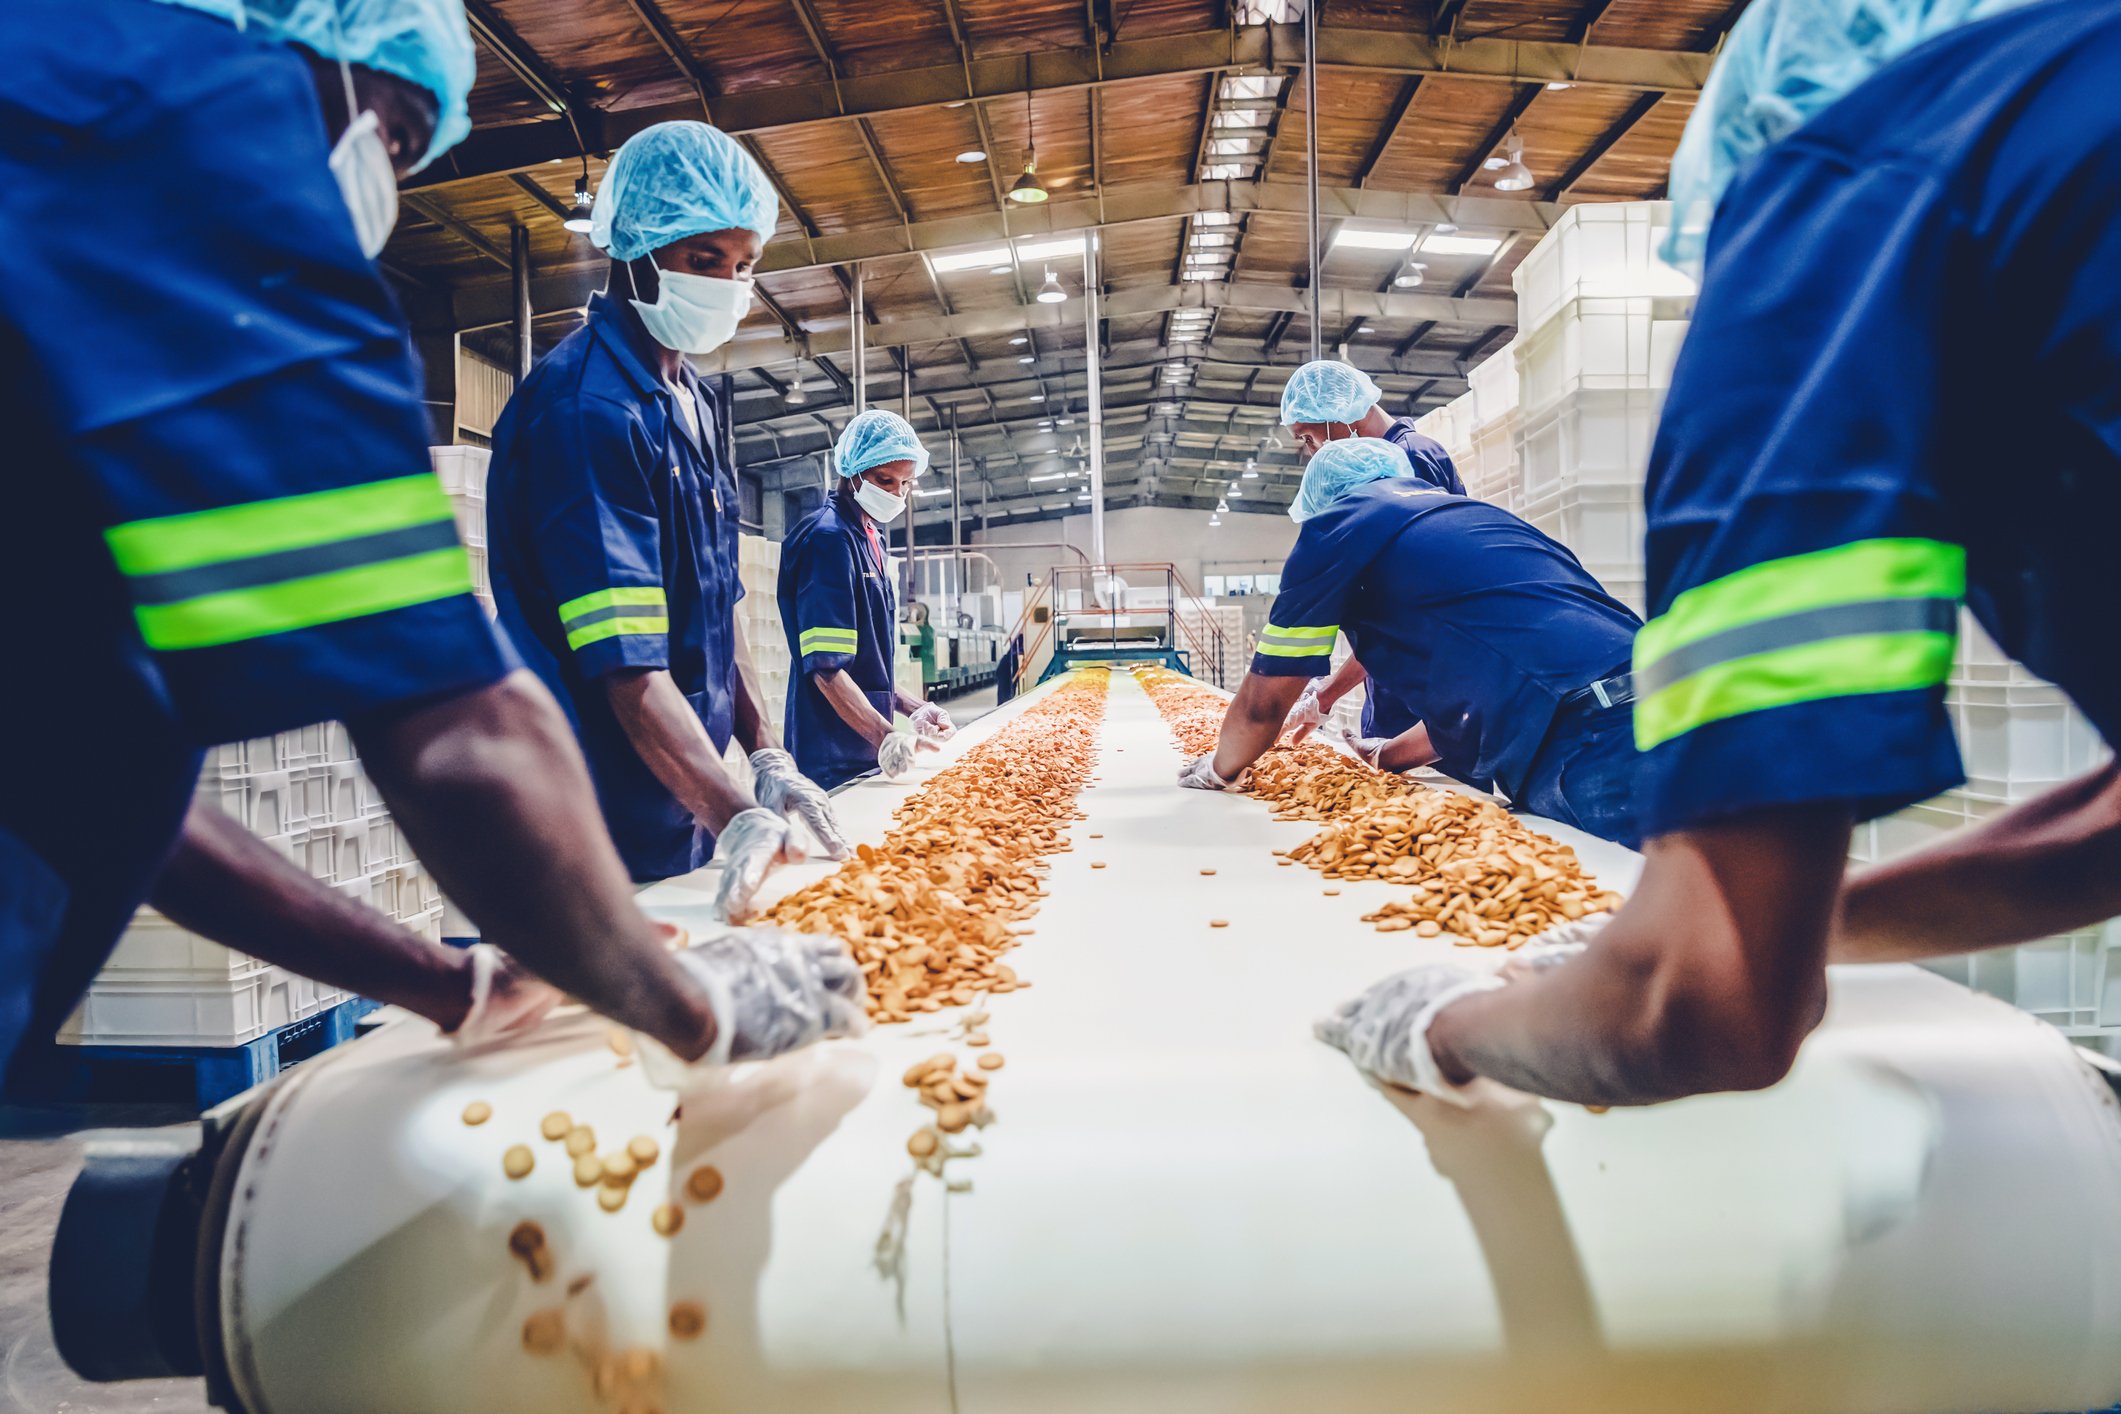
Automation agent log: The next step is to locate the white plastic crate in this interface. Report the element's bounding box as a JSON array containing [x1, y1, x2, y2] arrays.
[[1514, 387, 1665, 498], [1465, 340, 1519, 430], [1464, 418, 1518, 508], [325, 762, 369, 824], [1514, 295, 1689, 422], [429, 444, 490, 496], [1953, 689, 2108, 789], [1511, 200, 1698, 334], [467, 544, 490, 596], [1922, 926, 2121, 1037], [448, 489, 486, 550], [101, 912, 268, 983], [58, 968, 318, 1047], [1519, 483, 1646, 570], [201, 770, 291, 836]]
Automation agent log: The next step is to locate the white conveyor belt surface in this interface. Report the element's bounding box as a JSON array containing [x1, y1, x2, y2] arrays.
[[218, 671, 2121, 1414]]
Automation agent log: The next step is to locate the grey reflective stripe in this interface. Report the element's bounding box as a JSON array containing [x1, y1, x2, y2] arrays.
[[563, 601, 668, 632], [1636, 597, 1959, 696], [125, 520, 463, 605]]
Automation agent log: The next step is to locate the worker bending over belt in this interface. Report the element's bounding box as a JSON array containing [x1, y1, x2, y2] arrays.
[[1317, 0, 2121, 1110], [780, 411, 956, 790], [0, 0, 860, 1079], [486, 120, 848, 913], [1278, 359, 1465, 741], [1180, 438, 1643, 847]]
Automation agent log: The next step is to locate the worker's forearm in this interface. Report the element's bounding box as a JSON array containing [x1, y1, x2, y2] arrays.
[[349, 670, 717, 1060], [152, 804, 472, 1031], [1317, 655, 1368, 711], [815, 669, 894, 747], [892, 690, 925, 718], [1377, 723, 1438, 773], [729, 618, 780, 753], [1835, 763, 2121, 963], [1426, 808, 1849, 1105], [1214, 672, 1308, 779], [604, 668, 757, 834]]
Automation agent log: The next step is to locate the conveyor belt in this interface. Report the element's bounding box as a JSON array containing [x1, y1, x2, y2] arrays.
[[208, 670, 2121, 1414]]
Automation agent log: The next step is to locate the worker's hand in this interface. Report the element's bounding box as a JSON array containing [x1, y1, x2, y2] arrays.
[[877, 731, 924, 779], [749, 748, 852, 861], [445, 944, 564, 1047], [1177, 752, 1237, 792], [1338, 726, 1389, 770], [636, 926, 869, 1087], [909, 702, 956, 743], [711, 807, 805, 923], [1496, 915, 1609, 982], [1284, 680, 1328, 743], [1315, 963, 1505, 1107]]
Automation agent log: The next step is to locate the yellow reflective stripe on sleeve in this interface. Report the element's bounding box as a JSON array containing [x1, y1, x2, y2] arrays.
[[1255, 624, 1338, 657], [799, 626, 860, 655], [557, 585, 667, 623], [566, 615, 670, 651]]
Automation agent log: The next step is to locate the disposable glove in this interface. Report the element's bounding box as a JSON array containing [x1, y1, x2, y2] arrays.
[[1339, 726, 1389, 769], [1177, 752, 1236, 791], [749, 748, 852, 861], [445, 944, 563, 1046], [1284, 680, 1327, 743], [909, 702, 957, 743], [877, 731, 922, 779], [637, 926, 869, 1087], [1315, 963, 1505, 1107], [712, 807, 804, 923], [1496, 914, 1610, 981]]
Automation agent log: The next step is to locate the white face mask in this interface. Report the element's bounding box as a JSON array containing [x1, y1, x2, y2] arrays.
[[328, 109, 397, 261], [626, 261, 753, 355], [854, 477, 906, 525]]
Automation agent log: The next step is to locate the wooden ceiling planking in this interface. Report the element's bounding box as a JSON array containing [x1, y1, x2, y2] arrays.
[[1102, 220, 1187, 290], [1327, 0, 1439, 30], [805, 0, 962, 76], [669, 0, 830, 94], [955, 0, 1091, 58], [754, 264, 853, 328], [1594, 0, 1748, 50], [1568, 91, 1692, 197], [1515, 84, 1646, 194], [1094, 76, 1203, 191], [981, 88, 1095, 203], [749, 124, 904, 234], [466, 49, 558, 130], [1453, 0, 1577, 42], [1229, 212, 1311, 290], [1261, 70, 1411, 188], [1106, 0, 1224, 40], [485, 0, 690, 111], [863, 107, 1005, 223], [1358, 77, 1520, 192]]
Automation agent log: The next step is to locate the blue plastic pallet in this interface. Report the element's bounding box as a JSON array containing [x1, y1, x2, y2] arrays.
[[13, 998, 381, 1110]]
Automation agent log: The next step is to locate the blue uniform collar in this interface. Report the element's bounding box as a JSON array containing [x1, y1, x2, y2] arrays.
[[585, 291, 714, 458]]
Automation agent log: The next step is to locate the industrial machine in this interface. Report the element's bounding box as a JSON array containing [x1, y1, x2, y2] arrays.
[[50, 672, 2121, 1414]]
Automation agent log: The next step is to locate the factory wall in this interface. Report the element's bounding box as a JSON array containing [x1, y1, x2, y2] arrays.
[[969, 507, 1296, 594]]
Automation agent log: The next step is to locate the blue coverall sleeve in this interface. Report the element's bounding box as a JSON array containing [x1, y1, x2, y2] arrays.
[[1251, 525, 1345, 678], [521, 396, 671, 680], [1632, 147, 1968, 837], [791, 525, 861, 674]]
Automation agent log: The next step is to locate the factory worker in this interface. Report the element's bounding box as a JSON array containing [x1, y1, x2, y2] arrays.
[[1281, 359, 1464, 495], [1317, 0, 2121, 1111], [779, 410, 956, 789], [1179, 438, 1643, 845], [486, 121, 850, 909], [0, 0, 864, 1080]]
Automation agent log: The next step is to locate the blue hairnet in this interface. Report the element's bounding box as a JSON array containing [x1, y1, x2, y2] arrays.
[[174, 0, 479, 172], [1662, 0, 2031, 272], [835, 410, 930, 480], [1290, 437, 1414, 523], [1281, 360, 1383, 427], [592, 122, 781, 262]]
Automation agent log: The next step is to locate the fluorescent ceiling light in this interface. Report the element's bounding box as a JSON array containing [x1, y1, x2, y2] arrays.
[[1209, 138, 1259, 156], [933, 245, 1014, 272], [1018, 354, 1035, 364], [1182, 269, 1220, 281], [1214, 109, 1262, 127], [1016, 235, 1085, 262], [1356, 324, 1376, 334], [1028, 392, 1046, 401], [1223, 75, 1280, 101], [1028, 472, 1067, 484], [955, 149, 988, 164], [1009, 336, 1029, 346], [1420, 232, 1506, 255], [1332, 226, 1419, 252], [1482, 156, 1508, 171], [914, 487, 951, 498], [1195, 211, 1236, 227], [1545, 81, 1573, 90], [1203, 164, 1244, 181]]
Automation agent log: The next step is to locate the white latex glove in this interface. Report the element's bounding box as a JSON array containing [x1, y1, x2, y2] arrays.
[[1314, 963, 1506, 1107], [877, 731, 921, 779], [636, 926, 869, 1087], [749, 748, 852, 861], [909, 702, 956, 743], [1284, 680, 1327, 742], [1496, 915, 1610, 982], [1338, 726, 1389, 769], [712, 807, 804, 923], [445, 944, 563, 1046], [1177, 752, 1236, 791]]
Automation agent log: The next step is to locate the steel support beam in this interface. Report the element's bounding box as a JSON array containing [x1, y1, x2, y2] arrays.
[[1357, 77, 1424, 188], [406, 26, 1715, 193], [461, 0, 572, 116], [1449, 83, 1544, 195], [402, 193, 513, 270], [1551, 91, 1663, 194]]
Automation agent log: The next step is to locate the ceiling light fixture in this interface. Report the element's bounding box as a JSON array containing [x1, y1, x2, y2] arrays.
[[1331, 226, 1420, 252], [1216, 499, 1229, 513], [1008, 88, 1049, 204], [1494, 132, 1535, 192], [1018, 354, 1036, 364], [1421, 232, 1506, 256], [955, 149, 988, 164], [1394, 261, 1428, 287], [1035, 268, 1067, 304], [562, 158, 595, 234], [785, 369, 807, 406], [1009, 336, 1029, 347], [933, 245, 1014, 273]]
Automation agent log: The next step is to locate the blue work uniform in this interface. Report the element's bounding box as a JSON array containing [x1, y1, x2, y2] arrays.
[[1382, 416, 1466, 496], [486, 293, 745, 883], [0, 0, 509, 1077], [1259, 483, 1643, 845], [779, 496, 899, 791], [1631, 0, 2121, 840]]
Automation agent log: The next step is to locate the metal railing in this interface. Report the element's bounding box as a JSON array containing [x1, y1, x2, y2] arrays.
[[1002, 562, 1234, 691]]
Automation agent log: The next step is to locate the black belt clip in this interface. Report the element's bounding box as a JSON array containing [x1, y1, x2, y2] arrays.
[[1568, 672, 1635, 712]]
